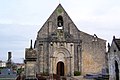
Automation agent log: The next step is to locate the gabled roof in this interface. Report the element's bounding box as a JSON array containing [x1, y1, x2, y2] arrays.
[[113, 36, 120, 50], [38, 4, 79, 33]]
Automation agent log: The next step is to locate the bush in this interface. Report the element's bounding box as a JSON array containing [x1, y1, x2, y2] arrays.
[[42, 72, 49, 76], [17, 68, 24, 75], [74, 71, 81, 76]]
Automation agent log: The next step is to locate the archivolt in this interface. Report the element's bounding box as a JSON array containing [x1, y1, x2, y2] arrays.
[[53, 47, 71, 57]]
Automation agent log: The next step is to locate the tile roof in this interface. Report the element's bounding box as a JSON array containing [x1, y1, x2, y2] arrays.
[[0, 68, 17, 78]]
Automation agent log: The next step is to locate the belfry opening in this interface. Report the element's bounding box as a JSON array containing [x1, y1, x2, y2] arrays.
[[57, 15, 63, 27]]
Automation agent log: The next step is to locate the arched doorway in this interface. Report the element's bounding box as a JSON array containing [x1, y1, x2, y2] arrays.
[[57, 61, 64, 76], [115, 60, 119, 80]]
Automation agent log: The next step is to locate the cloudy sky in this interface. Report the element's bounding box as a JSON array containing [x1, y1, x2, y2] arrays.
[[0, 0, 120, 63]]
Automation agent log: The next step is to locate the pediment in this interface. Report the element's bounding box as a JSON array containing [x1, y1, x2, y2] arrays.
[[37, 4, 79, 40]]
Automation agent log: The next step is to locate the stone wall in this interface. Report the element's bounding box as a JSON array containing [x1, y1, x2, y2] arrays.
[[108, 39, 120, 80], [34, 4, 106, 76], [80, 31, 106, 74], [25, 61, 36, 77]]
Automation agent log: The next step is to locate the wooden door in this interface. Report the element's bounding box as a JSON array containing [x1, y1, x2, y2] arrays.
[[57, 62, 64, 76]]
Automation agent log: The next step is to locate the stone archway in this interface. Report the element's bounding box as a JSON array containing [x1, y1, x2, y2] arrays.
[[57, 61, 64, 76], [115, 60, 119, 80], [51, 47, 74, 76]]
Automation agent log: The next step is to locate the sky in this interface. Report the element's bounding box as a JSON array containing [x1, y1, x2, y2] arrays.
[[0, 0, 120, 63]]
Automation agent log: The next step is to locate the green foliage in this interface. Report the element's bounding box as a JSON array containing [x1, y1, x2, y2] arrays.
[[0, 67, 6, 69], [42, 72, 49, 76], [74, 71, 81, 76], [17, 68, 24, 75]]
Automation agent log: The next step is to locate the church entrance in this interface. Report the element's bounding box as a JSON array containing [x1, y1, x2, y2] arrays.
[[115, 60, 119, 80], [57, 61, 64, 76]]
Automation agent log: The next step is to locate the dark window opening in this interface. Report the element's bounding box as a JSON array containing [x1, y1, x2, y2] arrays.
[[114, 50, 116, 52], [115, 60, 119, 80], [57, 16, 63, 27]]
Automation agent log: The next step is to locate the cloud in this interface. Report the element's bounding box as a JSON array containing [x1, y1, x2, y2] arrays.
[[0, 0, 120, 62], [0, 0, 59, 25], [62, 0, 120, 24], [0, 24, 39, 63]]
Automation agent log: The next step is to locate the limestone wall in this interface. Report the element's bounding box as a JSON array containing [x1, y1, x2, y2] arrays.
[[80, 31, 106, 75], [25, 61, 36, 77], [34, 4, 106, 76], [108, 40, 120, 80]]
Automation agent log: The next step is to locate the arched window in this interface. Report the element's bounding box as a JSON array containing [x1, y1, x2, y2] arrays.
[[57, 16, 63, 27]]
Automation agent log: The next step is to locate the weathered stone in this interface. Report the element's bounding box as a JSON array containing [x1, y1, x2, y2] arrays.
[[24, 40, 37, 79], [108, 36, 120, 80], [25, 4, 106, 77]]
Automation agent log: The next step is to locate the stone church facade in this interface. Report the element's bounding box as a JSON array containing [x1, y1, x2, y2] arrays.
[[25, 4, 106, 77], [108, 36, 120, 80]]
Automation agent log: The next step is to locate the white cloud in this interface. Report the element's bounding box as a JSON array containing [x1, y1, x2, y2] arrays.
[[0, 0, 120, 62]]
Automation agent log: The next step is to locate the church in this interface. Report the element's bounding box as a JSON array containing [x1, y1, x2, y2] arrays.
[[24, 4, 107, 79], [108, 36, 120, 80]]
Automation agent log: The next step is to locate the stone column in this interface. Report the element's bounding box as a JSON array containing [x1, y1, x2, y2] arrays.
[[65, 57, 67, 76], [50, 57, 53, 74], [78, 44, 81, 72], [70, 43, 74, 76], [39, 44, 43, 73], [70, 56, 72, 76], [49, 42, 53, 74]]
